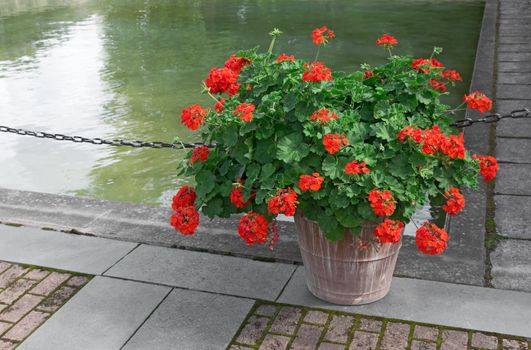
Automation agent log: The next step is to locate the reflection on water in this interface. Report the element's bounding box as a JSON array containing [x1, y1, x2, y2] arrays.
[[1, 0, 483, 218]]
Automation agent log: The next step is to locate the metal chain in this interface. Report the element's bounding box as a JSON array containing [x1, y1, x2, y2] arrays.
[[0, 126, 213, 149], [1, 108, 529, 149], [450, 108, 531, 128]]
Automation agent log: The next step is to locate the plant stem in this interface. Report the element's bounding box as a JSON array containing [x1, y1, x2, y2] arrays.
[[314, 46, 321, 61], [268, 36, 276, 54]]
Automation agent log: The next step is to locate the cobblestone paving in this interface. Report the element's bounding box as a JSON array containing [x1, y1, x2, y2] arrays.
[[0, 261, 90, 349], [229, 302, 531, 350]]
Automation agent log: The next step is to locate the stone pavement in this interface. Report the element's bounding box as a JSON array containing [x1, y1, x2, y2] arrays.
[[0, 261, 89, 349], [0, 223, 529, 350], [490, 0, 531, 292]]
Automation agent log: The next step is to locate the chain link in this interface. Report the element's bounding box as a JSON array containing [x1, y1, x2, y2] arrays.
[[0, 126, 213, 149], [1, 108, 529, 149], [450, 108, 531, 128]]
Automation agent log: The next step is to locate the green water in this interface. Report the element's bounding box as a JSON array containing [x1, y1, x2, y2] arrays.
[[0, 0, 484, 207]]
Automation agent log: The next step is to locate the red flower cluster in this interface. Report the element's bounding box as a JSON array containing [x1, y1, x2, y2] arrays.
[[190, 146, 209, 165], [233, 103, 255, 122], [473, 155, 498, 182], [238, 212, 269, 245], [374, 219, 404, 244], [345, 160, 370, 175], [181, 104, 207, 130], [214, 98, 225, 113], [442, 70, 462, 81], [397, 125, 465, 159], [170, 186, 199, 236], [230, 180, 251, 209], [299, 173, 324, 191], [428, 78, 446, 92], [267, 188, 298, 216], [411, 58, 443, 73], [368, 189, 396, 216], [376, 34, 398, 47], [415, 222, 449, 255], [363, 70, 376, 79], [463, 91, 493, 113], [277, 53, 295, 62], [224, 55, 251, 74], [205, 67, 240, 95], [311, 26, 335, 45], [323, 133, 348, 154], [171, 186, 196, 211], [442, 187, 465, 215], [302, 62, 332, 82], [310, 108, 337, 122]]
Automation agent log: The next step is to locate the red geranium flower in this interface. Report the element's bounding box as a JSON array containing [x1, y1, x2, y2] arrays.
[[181, 104, 207, 130], [238, 212, 269, 245], [311, 26, 335, 45], [463, 91, 493, 113], [302, 62, 332, 82], [398, 126, 465, 159], [171, 186, 196, 211], [233, 103, 256, 122], [190, 146, 209, 165], [428, 78, 447, 92], [442, 188, 465, 215], [323, 133, 348, 154], [397, 126, 423, 143], [205, 67, 240, 95], [376, 34, 398, 47], [415, 222, 449, 255], [441, 133, 465, 159], [170, 206, 200, 235], [267, 188, 298, 216], [368, 189, 396, 216], [473, 154, 498, 182], [214, 98, 225, 113], [374, 219, 404, 244], [230, 180, 252, 209], [310, 108, 337, 122], [412, 58, 443, 73], [277, 53, 295, 62], [299, 173, 324, 191], [442, 69, 462, 81], [224, 55, 251, 74], [345, 160, 370, 175]]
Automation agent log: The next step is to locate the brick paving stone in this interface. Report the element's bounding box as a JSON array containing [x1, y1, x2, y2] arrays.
[[502, 339, 529, 350], [349, 331, 378, 350], [258, 334, 290, 350], [0, 305, 6, 313], [324, 315, 354, 343], [24, 269, 49, 281], [303, 310, 329, 325], [36, 285, 76, 312], [0, 294, 43, 323], [0, 279, 36, 304], [380, 322, 410, 350], [236, 315, 270, 346], [471, 333, 499, 349], [411, 340, 437, 350], [319, 343, 345, 350], [414, 326, 439, 341], [441, 330, 469, 350], [3, 310, 48, 341], [291, 324, 323, 349], [0, 263, 11, 275], [358, 318, 382, 333], [255, 304, 278, 317], [0, 321, 12, 335], [29, 272, 70, 296], [229, 345, 254, 350], [0, 340, 15, 350], [270, 306, 302, 335], [0, 266, 28, 289], [65, 276, 89, 288]]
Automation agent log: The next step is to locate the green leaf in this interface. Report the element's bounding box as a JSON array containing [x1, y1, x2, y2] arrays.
[[335, 207, 361, 228], [196, 170, 216, 199], [372, 123, 393, 141], [322, 156, 342, 179], [255, 141, 275, 164], [222, 125, 238, 147], [261, 163, 276, 179], [202, 197, 223, 217], [246, 163, 261, 180], [316, 214, 344, 241], [277, 133, 310, 163], [283, 93, 297, 112]]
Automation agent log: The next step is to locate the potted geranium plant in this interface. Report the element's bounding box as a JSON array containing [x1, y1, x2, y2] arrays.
[[170, 28, 498, 305]]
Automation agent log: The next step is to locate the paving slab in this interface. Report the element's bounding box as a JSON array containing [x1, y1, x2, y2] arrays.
[[277, 268, 531, 338], [495, 163, 531, 196], [17, 276, 170, 350], [497, 84, 531, 100], [495, 138, 531, 164], [495, 195, 531, 239], [0, 225, 136, 274], [497, 72, 531, 85], [123, 288, 253, 350], [491, 239, 531, 293], [498, 37, 531, 45], [105, 244, 296, 300], [498, 62, 531, 73]]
